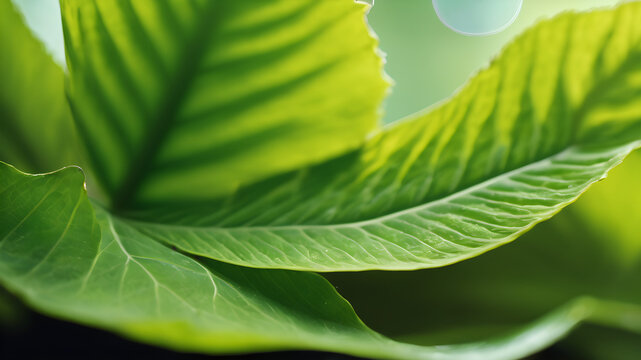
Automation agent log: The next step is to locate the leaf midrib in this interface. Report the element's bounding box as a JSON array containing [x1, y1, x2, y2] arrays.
[[111, 1, 222, 211], [123, 145, 583, 232]]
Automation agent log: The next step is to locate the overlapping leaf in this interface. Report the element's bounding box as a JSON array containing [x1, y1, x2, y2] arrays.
[[62, 0, 388, 208], [327, 151, 641, 355], [0, 0, 77, 173], [2, 161, 638, 360], [125, 3, 641, 271]]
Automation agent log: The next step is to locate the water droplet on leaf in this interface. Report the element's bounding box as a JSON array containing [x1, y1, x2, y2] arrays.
[[433, 0, 522, 36]]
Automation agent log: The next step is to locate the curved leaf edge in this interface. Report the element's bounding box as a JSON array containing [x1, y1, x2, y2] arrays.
[[4, 258, 640, 360], [1, 162, 641, 359], [113, 2, 641, 272], [127, 142, 641, 272]]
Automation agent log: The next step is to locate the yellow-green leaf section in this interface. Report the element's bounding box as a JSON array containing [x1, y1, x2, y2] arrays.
[[127, 2, 641, 271], [61, 0, 388, 209]]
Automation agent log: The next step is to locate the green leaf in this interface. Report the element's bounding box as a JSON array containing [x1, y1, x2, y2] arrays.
[[0, 0, 77, 173], [326, 151, 641, 350], [126, 3, 641, 271], [61, 0, 388, 209], [2, 161, 639, 360]]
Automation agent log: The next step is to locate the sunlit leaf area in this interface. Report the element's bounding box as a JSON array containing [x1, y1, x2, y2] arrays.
[[2, 0, 641, 359]]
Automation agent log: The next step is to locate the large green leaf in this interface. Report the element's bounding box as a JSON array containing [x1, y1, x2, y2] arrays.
[[326, 151, 641, 352], [0, 0, 77, 173], [2, 161, 640, 360], [125, 2, 641, 271], [61, 0, 388, 209]]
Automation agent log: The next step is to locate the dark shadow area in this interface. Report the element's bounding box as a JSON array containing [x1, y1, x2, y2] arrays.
[[0, 291, 362, 360]]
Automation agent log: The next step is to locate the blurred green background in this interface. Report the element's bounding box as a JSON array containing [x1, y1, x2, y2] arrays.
[[367, 0, 620, 122], [11, 0, 64, 66]]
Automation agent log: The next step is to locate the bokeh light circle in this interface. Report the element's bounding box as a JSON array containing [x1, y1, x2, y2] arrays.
[[433, 0, 523, 36]]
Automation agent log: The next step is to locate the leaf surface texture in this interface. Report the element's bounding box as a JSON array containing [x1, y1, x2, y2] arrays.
[[0, 162, 636, 360], [128, 3, 641, 271], [62, 0, 388, 208]]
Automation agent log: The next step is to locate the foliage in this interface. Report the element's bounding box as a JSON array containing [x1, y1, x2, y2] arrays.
[[1, 0, 641, 359]]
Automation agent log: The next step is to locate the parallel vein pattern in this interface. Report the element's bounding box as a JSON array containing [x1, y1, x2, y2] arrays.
[[135, 143, 639, 271], [61, 0, 388, 207], [128, 3, 641, 271]]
